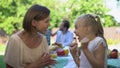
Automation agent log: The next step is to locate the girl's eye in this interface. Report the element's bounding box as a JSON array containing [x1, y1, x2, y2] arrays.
[[75, 26, 78, 29]]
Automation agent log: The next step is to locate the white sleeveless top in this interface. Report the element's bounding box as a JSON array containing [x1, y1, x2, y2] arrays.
[[79, 37, 107, 68]]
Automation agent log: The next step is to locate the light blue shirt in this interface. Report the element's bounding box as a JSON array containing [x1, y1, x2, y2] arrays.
[[56, 30, 74, 47]]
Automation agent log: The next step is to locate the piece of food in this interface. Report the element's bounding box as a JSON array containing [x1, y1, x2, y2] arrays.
[[63, 49, 69, 56], [49, 46, 59, 51], [51, 54, 57, 58], [57, 48, 65, 56]]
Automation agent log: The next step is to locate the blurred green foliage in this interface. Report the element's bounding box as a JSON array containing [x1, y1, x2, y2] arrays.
[[0, 44, 6, 52], [0, 0, 118, 35]]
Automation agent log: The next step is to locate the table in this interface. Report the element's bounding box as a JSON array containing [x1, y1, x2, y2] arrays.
[[51, 46, 77, 68], [51, 46, 120, 68], [107, 58, 120, 68], [63, 55, 77, 68], [51, 53, 76, 68], [54, 57, 120, 68]]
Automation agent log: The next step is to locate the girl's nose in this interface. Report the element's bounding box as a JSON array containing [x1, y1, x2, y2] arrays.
[[74, 29, 76, 34]]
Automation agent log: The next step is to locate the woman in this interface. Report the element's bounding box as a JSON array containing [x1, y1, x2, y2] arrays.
[[4, 4, 56, 68]]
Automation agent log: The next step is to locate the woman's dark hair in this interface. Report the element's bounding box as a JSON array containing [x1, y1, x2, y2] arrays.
[[23, 4, 50, 33], [62, 20, 70, 30]]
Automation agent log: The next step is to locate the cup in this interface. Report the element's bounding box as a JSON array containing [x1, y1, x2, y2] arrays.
[[51, 53, 57, 58], [50, 51, 57, 58], [64, 49, 69, 56]]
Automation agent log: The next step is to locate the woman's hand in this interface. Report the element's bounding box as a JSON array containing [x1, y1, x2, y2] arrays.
[[37, 53, 56, 67], [26, 53, 56, 68]]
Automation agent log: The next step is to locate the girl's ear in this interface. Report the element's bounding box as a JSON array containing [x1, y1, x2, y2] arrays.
[[86, 26, 91, 34], [31, 20, 37, 27]]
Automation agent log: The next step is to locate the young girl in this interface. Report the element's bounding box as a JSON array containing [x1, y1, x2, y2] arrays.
[[70, 14, 108, 68]]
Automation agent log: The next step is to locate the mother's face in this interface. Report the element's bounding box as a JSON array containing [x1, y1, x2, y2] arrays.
[[32, 15, 50, 34]]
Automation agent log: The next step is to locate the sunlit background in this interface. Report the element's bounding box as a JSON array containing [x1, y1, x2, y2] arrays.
[[0, 0, 120, 67]]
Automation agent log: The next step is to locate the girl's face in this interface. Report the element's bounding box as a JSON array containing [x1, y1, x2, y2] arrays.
[[32, 15, 50, 34], [74, 21, 88, 41]]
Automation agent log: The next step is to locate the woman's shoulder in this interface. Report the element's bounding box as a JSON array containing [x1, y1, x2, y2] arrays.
[[42, 34, 46, 40], [9, 31, 22, 42], [38, 33, 47, 41], [10, 33, 19, 40]]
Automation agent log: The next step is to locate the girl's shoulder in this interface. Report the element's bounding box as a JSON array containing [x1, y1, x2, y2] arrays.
[[94, 36, 107, 48], [95, 36, 104, 41], [95, 37, 105, 43]]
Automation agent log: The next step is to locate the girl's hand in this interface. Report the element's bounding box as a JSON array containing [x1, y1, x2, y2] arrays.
[[69, 43, 80, 67], [81, 42, 89, 50], [80, 37, 89, 50], [69, 43, 78, 55]]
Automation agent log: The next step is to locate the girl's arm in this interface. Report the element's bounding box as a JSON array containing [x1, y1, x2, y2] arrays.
[[69, 43, 80, 67], [82, 43, 105, 68]]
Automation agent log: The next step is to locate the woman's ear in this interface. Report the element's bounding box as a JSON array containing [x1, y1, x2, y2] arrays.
[[31, 20, 37, 27]]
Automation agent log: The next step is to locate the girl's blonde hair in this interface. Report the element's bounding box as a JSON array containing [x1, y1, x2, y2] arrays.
[[75, 14, 104, 38]]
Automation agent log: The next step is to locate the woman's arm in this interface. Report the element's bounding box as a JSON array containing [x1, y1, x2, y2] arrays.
[[82, 43, 105, 68], [6, 53, 56, 68], [25, 53, 56, 68]]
